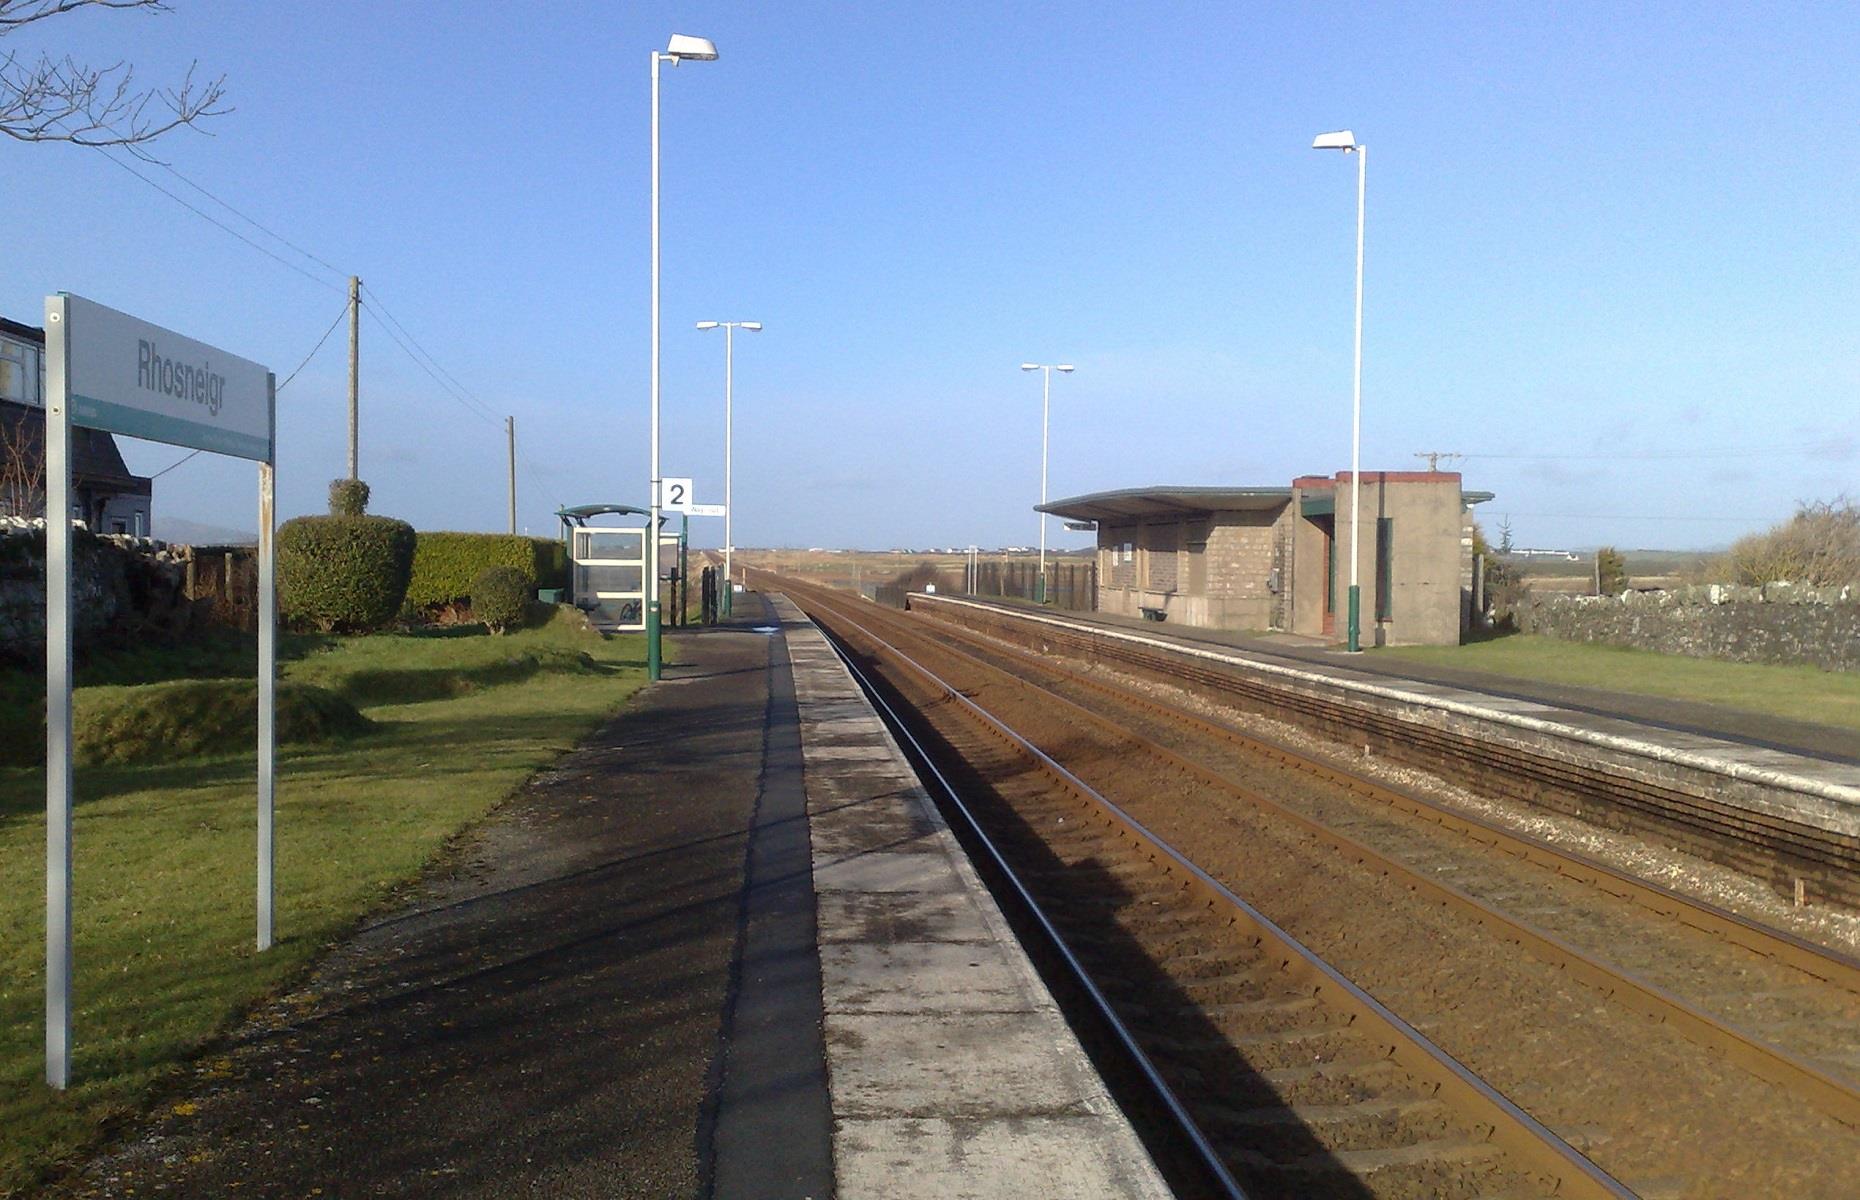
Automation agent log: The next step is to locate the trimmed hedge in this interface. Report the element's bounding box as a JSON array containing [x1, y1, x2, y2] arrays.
[[277, 514, 417, 632], [329, 478, 370, 517], [472, 566, 530, 634], [406, 532, 566, 611]]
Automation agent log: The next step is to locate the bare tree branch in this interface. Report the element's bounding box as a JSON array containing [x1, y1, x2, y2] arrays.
[[0, 410, 48, 520], [0, 0, 227, 148], [1, 0, 166, 31]]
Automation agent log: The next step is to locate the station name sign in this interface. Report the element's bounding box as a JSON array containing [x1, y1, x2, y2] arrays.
[[59, 293, 274, 463]]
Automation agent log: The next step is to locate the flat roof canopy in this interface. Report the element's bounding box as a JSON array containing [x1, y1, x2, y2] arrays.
[[1040, 483, 1498, 524], [1037, 486, 1292, 523], [556, 503, 654, 526]]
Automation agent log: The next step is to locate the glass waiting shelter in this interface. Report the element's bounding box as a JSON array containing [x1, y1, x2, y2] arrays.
[[555, 504, 683, 632]]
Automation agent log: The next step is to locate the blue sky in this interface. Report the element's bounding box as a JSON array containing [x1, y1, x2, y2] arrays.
[[5, 2, 1856, 551]]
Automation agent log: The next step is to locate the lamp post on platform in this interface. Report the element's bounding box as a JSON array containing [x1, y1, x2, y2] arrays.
[[1019, 362, 1074, 604], [696, 319, 761, 616], [1312, 128, 1366, 652], [646, 33, 718, 681]]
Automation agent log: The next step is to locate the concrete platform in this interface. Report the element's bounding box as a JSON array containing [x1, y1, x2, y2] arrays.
[[53, 595, 1171, 1199], [910, 593, 1860, 906], [778, 595, 1174, 1200], [936, 595, 1860, 765]]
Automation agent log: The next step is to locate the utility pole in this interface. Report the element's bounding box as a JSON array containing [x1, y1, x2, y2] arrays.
[[347, 276, 361, 480], [1414, 450, 1463, 472], [506, 416, 517, 535]]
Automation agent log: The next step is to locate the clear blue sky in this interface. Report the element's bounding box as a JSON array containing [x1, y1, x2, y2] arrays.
[[6, 1, 1856, 551]]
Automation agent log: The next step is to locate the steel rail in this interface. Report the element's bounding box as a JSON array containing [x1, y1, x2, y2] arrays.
[[775, 576, 1860, 1135], [908, 597, 1860, 997], [816, 625, 1253, 1200], [915, 595, 1860, 901], [787, 583, 1636, 1200]]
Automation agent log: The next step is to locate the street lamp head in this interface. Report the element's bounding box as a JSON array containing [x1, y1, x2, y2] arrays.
[[741, 322, 763, 331], [695, 321, 721, 330], [664, 33, 718, 61], [1020, 363, 1040, 371], [1055, 365, 1075, 373], [1312, 130, 1359, 151]]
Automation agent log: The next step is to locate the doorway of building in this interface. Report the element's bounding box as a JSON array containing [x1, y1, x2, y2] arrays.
[[1320, 516, 1336, 637]]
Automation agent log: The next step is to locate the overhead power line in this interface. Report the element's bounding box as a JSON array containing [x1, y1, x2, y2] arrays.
[[361, 303, 502, 428], [64, 127, 566, 514], [276, 300, 351, 391], [149, 158, 350, 280], [82, 145, 347, 295]]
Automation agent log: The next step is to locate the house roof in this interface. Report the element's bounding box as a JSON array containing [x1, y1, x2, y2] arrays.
[[0, 316, 43, 344], [1, 399, 151, 493]]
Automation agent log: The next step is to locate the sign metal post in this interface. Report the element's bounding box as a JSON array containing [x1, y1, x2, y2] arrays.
[[41, 294, 275, 1088]]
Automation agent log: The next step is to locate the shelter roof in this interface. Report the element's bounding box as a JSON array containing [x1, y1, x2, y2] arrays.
[[1036, 486, 1292, 523], [556, 503, 650, 524]]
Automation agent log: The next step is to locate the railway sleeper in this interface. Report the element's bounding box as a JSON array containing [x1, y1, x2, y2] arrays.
[[1223, 1136, 1529, 1200], [938, 606, 1860, 909], [1200, 1096, 1457, 1152]]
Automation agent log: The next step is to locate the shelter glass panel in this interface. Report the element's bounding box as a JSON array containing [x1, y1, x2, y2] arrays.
[[584, 530, 644, 560]]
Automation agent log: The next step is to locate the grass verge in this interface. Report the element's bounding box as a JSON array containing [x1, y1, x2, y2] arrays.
[[1378, 634, 1860, 733], [0, 610, 649, 1196]]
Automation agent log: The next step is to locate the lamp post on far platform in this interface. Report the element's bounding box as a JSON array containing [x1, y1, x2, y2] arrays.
[[1312, 128, 1366, 652], [696, 319, 761, 616], [1019, 361, 1074, 604]]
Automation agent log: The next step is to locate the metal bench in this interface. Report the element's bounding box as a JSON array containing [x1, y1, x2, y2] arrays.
[[1139, 606, 1167, 622]]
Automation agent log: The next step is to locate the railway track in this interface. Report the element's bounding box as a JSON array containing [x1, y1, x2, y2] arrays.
[[894, 593, 1860, 1115], [754, 573, 1860, 1198], [913, 594, 1860, 909]]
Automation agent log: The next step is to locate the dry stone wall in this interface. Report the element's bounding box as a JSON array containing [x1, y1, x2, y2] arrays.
[[0, 518, 206, 662], [1517, 583, 1859, 671]]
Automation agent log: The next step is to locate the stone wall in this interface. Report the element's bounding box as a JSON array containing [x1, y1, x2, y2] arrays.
[[0, 518, 207, 663], [1516, 583, 1860, 671]]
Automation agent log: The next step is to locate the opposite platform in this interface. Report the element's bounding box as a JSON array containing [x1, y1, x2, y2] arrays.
[[910, 592, 1860, 907]]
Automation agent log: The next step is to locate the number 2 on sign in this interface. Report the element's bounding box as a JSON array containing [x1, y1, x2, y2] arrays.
[[661, 477, 693, 513]]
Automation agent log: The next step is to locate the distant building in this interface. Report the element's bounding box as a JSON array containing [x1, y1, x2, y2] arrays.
[[1039, 472, 1494, 646], [0, 316, 153, 535]]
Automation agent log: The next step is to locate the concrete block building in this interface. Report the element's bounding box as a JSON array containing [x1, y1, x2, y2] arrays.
[[1039, 472, 1493, 646]]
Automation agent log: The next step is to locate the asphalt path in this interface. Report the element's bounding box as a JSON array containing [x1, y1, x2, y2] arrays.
[[58, 602, 830, 1198]]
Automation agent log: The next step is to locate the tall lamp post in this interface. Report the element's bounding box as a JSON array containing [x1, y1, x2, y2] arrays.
[[696, 319, 761, 617], [1312, 129, 1366, 653], [1019, 362, 1074, 604], [647, 32, 718, 682]]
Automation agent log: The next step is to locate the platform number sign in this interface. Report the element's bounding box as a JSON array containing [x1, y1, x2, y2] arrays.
[[662, 477, 693, 513]]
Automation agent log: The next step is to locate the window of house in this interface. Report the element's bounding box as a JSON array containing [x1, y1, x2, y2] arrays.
[[1122, 542, 1133, 564], [133, 511, 146, 537], [0, 338, 42, 406], [1376, 517, 1394, 620]]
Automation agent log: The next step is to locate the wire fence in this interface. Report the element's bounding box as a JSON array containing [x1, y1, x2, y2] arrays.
[[970, 560, 1096, 611]]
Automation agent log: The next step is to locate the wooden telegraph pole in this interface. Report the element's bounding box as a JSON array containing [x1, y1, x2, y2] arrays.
[[347, 276, 361, 479], [506, 416, 517, 534]]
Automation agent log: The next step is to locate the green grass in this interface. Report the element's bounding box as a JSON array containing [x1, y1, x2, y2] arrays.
[[1378, 634, 1860, 732], [0, 610, 650, 1196], [73, 679, 372, 766]]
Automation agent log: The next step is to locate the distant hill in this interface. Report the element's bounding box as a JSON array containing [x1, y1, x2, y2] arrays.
[[156, 516, 256, 546]]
